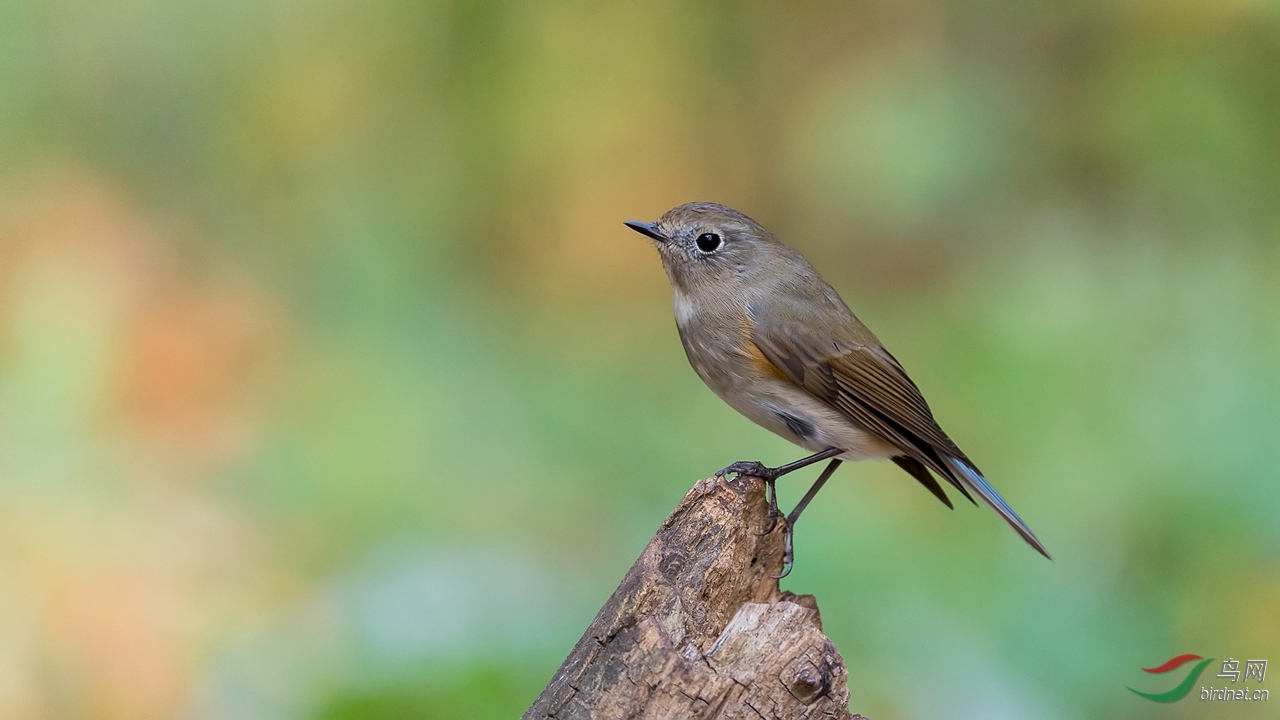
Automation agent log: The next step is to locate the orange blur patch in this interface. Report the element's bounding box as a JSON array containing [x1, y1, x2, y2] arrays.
[[0, 172, 283, 720], [115, 280, 276, 458], [46, 565, 192, 720]]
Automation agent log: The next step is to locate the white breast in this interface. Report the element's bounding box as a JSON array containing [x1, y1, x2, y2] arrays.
[[672, 288, 697, 327]]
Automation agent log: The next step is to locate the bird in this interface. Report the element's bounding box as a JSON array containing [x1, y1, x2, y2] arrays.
[[624, 202, 1049, 577]]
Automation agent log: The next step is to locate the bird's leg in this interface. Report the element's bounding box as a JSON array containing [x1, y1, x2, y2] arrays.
[[715, 447, 842, 483], [753, 478, 782, 538], [776, 458, 843, 579], [715, 447, 842, 534]]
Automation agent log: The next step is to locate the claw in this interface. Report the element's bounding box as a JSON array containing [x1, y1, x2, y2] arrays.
[[717, 460, 775, 480]]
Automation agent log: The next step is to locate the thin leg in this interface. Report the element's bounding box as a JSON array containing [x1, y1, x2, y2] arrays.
[[716, 447, 841, 533], [715, 447, 842, 483], [776, 459, 843, 579], [755, 478, 782, 537], [787, 459, 843, 528]]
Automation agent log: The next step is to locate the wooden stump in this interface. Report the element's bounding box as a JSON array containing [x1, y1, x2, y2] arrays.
[[524, 474, 863, 719]]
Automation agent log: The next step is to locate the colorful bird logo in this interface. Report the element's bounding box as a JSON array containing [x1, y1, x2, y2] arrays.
[[1128, 654, 1215, 702]]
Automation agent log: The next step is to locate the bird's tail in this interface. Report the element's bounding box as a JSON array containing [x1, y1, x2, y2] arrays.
[[948, 458, 1052, 559]]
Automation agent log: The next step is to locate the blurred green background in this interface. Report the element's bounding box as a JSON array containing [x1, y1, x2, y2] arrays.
[[1, 1, 1277, 718]]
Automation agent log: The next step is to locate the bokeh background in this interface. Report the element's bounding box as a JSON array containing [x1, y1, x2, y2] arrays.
[[1, 1, 1278, 718]]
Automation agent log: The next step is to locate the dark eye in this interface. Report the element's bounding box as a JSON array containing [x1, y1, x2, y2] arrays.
[[696, 233, 722, 253]]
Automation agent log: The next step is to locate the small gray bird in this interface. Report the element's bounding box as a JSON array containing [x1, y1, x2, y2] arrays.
[[625, 202, 1049, 576]]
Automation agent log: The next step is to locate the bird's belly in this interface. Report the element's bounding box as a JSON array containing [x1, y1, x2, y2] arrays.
[[677, 312, 894, 462], [724, 381, 896, 462], [686, 340, 896, 458]]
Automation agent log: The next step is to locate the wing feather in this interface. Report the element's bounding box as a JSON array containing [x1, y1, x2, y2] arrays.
[[750, 311, 1049, 557]]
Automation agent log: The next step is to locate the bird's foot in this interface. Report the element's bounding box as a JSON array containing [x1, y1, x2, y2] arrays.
[[715, 460, 780, 481], [715, 461, 784, 534]]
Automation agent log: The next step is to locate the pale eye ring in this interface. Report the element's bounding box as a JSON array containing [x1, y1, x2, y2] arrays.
[[695, 232, 722, 253]]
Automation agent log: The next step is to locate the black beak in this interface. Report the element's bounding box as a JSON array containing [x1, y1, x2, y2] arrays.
[[624, 220, 666, 243]]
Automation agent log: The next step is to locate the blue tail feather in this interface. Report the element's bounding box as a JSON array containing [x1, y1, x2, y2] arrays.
[[950, 459, 1051, 559]]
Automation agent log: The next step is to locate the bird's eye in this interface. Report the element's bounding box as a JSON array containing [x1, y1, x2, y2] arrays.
[[695, 233, 722, 253]]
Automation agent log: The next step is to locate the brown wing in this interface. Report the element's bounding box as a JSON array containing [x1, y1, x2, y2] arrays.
[[750, 311, 1051, 558], [750, 315, 976, 506]]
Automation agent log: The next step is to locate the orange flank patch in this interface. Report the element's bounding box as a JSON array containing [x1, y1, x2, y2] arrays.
[[742, 331, 791, 383]]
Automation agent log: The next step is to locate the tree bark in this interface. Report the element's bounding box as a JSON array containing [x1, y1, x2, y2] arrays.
[[524, 474, 864, 719]]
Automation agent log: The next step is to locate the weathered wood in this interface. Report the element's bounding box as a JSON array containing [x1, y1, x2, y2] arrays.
[[524, 474, 863, 719]]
